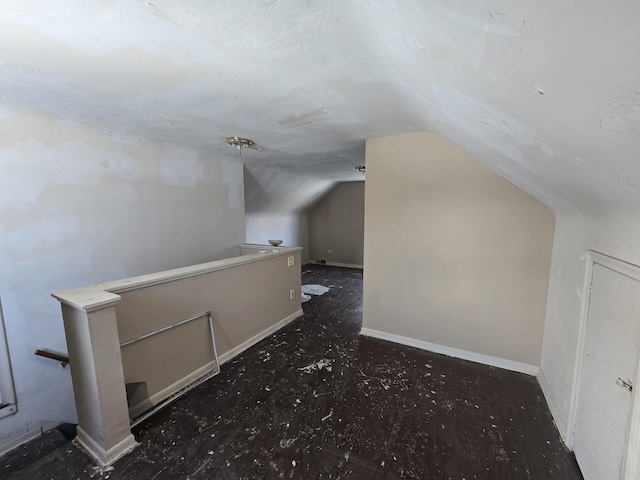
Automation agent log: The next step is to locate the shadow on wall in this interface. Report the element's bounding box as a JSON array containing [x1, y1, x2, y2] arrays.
[[243, 164, 337, 262], [243, 166, 269, 211]]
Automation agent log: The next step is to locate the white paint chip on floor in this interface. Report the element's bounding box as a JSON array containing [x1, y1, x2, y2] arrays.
[[301, 284, 330, 296], [299, 358, 333, 373]]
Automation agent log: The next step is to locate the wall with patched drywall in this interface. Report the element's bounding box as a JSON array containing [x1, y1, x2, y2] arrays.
[[363, 131, 555, 367], [0, 108, 245, 451], [308, 182, 364, 267]]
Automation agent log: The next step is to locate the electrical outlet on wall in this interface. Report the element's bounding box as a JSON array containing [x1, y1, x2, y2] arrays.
[[289, 289, 295, 300], [288, 256, 295, 267]]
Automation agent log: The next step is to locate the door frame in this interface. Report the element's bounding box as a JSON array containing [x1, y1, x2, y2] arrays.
[[0, 297, 17, 419], [567, 250, 640, 479]]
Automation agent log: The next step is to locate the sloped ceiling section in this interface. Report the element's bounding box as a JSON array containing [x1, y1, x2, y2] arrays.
[[1, 0, 639, 215], [245, 165, 335, 216]]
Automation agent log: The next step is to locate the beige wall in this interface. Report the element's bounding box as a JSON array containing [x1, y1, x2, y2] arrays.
[[363, 131, 555, 366], [308, 182, 365, 266], [115, 250, 302, 417]]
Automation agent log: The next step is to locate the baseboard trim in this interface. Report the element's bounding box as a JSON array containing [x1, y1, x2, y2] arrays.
[[313, 260, 363, 269], [359, 328, 539, 376], [218, 309, 304, 365], [127, 310, 303, 427], [327, 262, 363, 269], [0, 426, 47, 458], [537, 368, 569, 442], [128, 361, 218, 421], [75, 427, 138, 467]]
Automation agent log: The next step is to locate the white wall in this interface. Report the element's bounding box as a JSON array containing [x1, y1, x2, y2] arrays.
[[540, 209, 640, 436], [245, 213, 309, 263], [0, 108, 246, 451]]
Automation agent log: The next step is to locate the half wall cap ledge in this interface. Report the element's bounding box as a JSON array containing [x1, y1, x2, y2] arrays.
[[51, 289, 121, 312]]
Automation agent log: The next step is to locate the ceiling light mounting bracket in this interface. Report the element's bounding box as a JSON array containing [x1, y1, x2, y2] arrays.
[[226, 136, 255, 155]]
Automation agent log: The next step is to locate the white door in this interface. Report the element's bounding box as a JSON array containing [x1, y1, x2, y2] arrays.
[[574, 262, 640, 480]]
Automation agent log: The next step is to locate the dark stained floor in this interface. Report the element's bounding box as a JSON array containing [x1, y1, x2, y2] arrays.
[[3, 264, 583, 479]]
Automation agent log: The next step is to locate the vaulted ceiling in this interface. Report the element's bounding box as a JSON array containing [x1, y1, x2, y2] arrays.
[[2, 0, 639, 215]]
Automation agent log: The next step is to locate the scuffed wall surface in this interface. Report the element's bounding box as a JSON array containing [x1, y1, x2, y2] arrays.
[[308, 182, 365, 266], [363, 132, 555, 366], [0, 108, 245, 449]]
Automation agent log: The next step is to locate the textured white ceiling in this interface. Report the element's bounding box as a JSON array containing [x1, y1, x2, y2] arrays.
[[2, 0, 639, 214]]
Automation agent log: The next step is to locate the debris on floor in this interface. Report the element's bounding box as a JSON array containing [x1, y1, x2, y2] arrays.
[[301, 284, 330, 296], [299, 358, 333, 373]]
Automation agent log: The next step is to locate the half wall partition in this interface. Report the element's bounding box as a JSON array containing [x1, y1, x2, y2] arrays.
[[52, 245, 303, 466]]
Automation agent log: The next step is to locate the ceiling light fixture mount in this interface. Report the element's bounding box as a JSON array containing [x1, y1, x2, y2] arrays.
[[226, 136, 256, 155]]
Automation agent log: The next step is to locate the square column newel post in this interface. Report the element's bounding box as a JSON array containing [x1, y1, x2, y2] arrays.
[[52, 289, 137, 466]]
